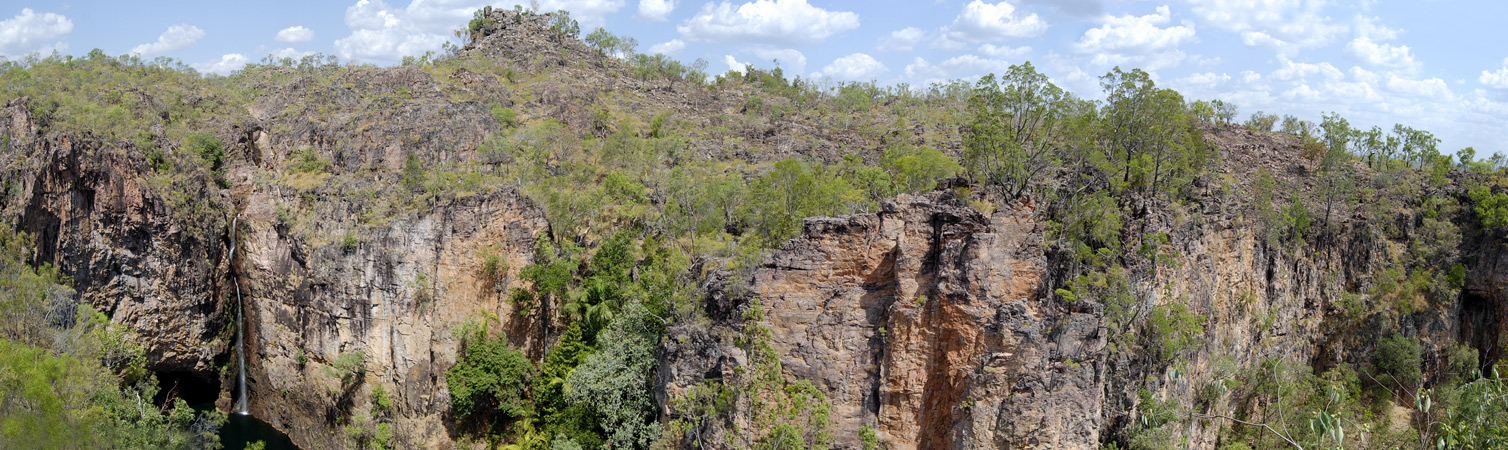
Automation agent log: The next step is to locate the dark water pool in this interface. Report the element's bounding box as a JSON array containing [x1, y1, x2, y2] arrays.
[[220, 413, 299, 450]]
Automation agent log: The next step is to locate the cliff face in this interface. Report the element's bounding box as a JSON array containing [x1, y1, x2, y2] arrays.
[[5, 11, 1506, 450], [235, 188, 547, 448], [0, 99, 232, 375], [659, 159, 1503, 449], [743, 193, 1102, 449]]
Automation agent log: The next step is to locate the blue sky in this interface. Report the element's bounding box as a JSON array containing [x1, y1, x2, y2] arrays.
[[2, 0, 1506, 154]]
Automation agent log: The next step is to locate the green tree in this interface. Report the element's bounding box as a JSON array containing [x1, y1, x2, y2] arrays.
[[1376, 333, 1423, 390], [743, 159, 862, 247], [964, 62, 1068, 199], [880, 142, 960, 194], [447, 322, 536, 430], [1098, 67, 1208, 197], [1317, 112, 1356, 233], [565, 303, 662, 449]]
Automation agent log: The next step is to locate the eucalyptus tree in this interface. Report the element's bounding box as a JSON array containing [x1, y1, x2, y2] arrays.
[[1098, 67, 1208, 198], [963, 62, 1071, 199]]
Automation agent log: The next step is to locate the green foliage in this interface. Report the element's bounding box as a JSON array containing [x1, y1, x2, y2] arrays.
[[548, 10, 581, 37], [522, 236, 581, 308], [333, 351, 367, 386], [534, 323, 601, 448], [1375, 333, 1423, 389], [881, 142, 961, 194], [964, 63, 1069, 198], [1144, 303, 1204, 364], [290, 146, 332, 173], [1468, 181, 1508, 233], [0, 225, 222, 449], [491, 104, 519, 128], [1052, 190, 1124, 254], [1245, 111, 1278, 131], [743, 159, 864, 247], [1098, 67, 1210, 197], [584, 28, 637, 58], [447, 321, 536, 428], [401, 151, 426, 193], [565, 303, 663, 449], [340, 230, 360, 251], [186, 133, 226, 186], [859, 425, 880, 450], [372, 384, 393, 417], [1437, 369, 1508, 449]]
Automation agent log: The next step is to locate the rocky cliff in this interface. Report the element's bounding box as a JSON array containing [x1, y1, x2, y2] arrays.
[[2, 7, 1503, 450]]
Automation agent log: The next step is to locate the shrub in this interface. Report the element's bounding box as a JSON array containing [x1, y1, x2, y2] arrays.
[[1145, 303, 1205, 365], [446, 323, 535, 424], [565, 303, 663, 449], [333, 351, 366, 386], [371, 384, 393, 416], [490, 103, 517, 128], [290, 147, 331, 173], [1376, 333, 1422, 389], [881, 143, 961, 194], [186, 133, 226, 186], [1469, 184, 1508, 233]]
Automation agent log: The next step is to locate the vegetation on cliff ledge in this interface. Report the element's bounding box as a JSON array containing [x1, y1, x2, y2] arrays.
[[3, 5, 1508, 450]]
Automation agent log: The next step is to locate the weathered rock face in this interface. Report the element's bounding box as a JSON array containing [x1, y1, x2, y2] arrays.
[[734, 193, 1103, 449], [236, 187, 547, 449], [0, 98, 232, 376]]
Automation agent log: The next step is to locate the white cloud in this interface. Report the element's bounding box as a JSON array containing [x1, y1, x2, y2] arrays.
[[334, 0, 451, 64], [940, 0, 1048, 45], [1344, 16, 1417, 70], [0, 8, 72, 58], [1482, 59, 1508, 90], [1185, 0, 1345, 53], [1074, 6, 1195, 72], [1347, 37, 1417, 71], [1385, 73, 1453, 100], [1018, 0, 1104, 17], [978, 43, 1031, 58], [819, 52, 886, 80], [1270, 56, 1342, 82], [333, 0, 628, 64], [268, 48, 316, 60], [1076, 6, 1195, 55], [678, 0, 859, 46], [904, 57, 946, 82], [130, 24, 204, 56], [193, 53, 249, 75], [724, 54, 749, 74], [275, 26, 314, 43], [1177, 71, 1231, 88], [1282, 83, 1321, 101], [639, 0, 676, 20], [647, 38, 685, 56], [402, 1, 625, 30], [877, 27, 926, 52], [530, 0, 628, 27], [940, 54, 1011, 75], [751, 47, 806, 74]]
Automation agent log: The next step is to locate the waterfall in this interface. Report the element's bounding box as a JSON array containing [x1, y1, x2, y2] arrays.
[[230, 213, 249, 415]]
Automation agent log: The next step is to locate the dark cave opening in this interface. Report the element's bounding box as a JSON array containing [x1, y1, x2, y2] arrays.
[[1459, 290, 1501, 374], [154, 370, 222, 409]]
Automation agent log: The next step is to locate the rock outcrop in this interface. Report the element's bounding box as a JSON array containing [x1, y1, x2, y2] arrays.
[[235, 188, 548, 448], [0, 98, 232, 376], [656, 193, 1105, 449]]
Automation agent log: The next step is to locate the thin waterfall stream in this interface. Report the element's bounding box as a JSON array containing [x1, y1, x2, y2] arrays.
[[231, 213, 248, 415]]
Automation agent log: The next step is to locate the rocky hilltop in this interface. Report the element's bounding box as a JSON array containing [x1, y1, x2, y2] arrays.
[[2, 6, 1505, 450]]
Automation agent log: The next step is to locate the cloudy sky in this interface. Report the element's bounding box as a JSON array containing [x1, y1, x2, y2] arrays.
[[1, 0, 1505, 153]]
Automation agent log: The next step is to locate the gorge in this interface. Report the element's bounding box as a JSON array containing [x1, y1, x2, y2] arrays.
[[1, 6, 1506, 450]]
